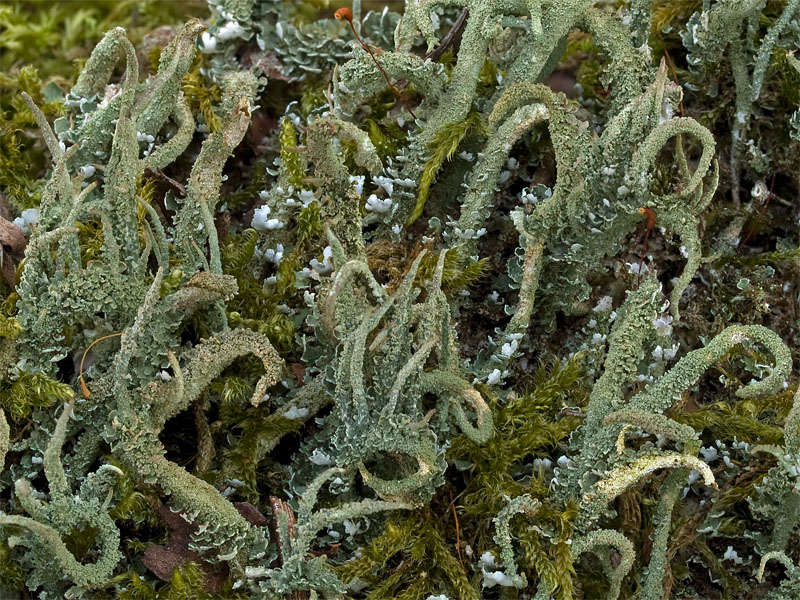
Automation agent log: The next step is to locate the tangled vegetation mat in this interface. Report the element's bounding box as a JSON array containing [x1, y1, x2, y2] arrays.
[[0, 0, 799, 598]]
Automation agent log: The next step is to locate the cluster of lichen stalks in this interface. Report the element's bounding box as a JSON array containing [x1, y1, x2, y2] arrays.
[[0, 0, 798, 599]]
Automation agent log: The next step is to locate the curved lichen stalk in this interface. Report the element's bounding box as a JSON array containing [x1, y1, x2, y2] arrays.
[[66, 20, 205, 169], [755, 550, 800, 600], [174, 71, 258, 275], [321, 234, 492, 505], [319, 252, 388, 342], [0, 400, 122, 591], [306, 116, 382, 258], [550, 273, 793, 592], [508, 63, 716, 320], [492, 494, 541, 589], [245, 467, 411, 597], [627, 324, 792, 413], [684, 0, 800, 204], [749, 384, 800, 554], [629, 115, 718, 319], [333, 49, 447, 121], [104, 270, 283, 561], [570, 529, 635, 600], [453, 100, 549, 254], [586, 452, 716, 504], [14, 22, 217, 375]]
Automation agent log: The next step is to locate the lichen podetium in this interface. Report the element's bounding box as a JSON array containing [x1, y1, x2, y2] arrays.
[[0, 0, 798, 598]]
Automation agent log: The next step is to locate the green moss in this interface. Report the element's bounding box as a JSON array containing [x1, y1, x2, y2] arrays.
[[415, 247, 488, 292], [279, 116, 305, 189], [182, 59, 222, 133], [408, 109, 486, 225], [0, 542, 24, 593], [1, 1, 799, 598], [112, 561, 247, 600], [335, 514, 478, 600], [0, 370, 74, 421]]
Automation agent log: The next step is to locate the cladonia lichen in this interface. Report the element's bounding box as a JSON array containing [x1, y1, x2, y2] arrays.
[[0, 0, 798, 598]]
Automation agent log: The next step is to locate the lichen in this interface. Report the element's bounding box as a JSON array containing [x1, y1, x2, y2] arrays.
[[0, 0, 798, 598]]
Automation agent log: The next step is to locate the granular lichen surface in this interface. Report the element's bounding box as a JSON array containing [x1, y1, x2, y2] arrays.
[[0, 0, 799, 598]]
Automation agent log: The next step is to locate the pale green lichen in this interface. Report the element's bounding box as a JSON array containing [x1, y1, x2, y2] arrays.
[[0, 0, 798, 598]]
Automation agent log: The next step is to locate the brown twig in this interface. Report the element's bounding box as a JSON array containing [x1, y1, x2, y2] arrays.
[[144, 168, 186, 198], [425, 8, 469, 62], [448, 488, 465, 568], [335, 7, 417, 119], [0, 216, 25, 254]]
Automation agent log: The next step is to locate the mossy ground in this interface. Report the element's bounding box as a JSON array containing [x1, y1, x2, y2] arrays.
[[0, 1, 798, 599]]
